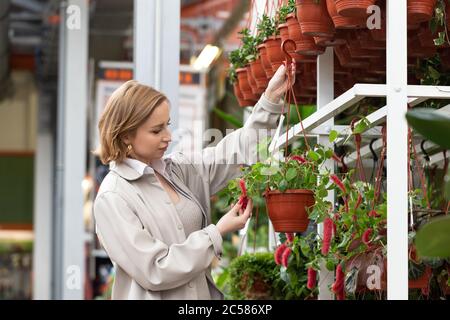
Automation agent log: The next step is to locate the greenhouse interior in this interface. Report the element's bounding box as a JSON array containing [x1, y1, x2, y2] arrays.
[[0, 0, 449, 301]]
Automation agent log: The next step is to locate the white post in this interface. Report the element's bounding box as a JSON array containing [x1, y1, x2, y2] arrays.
[[54, 0, 89, 299], [32, 113, 53, 299], [386, 0, 408, 300], [134, 0, 180, 147], [317, 47, 335, 300]]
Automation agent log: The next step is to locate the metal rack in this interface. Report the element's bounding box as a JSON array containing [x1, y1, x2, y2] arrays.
[[269, 1, 450, 300]]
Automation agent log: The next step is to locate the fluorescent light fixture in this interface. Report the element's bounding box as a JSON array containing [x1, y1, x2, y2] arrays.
[[192, 44, 222, 70]]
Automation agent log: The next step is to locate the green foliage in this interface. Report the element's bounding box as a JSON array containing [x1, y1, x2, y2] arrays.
[[227, 252, 284, 300], [212, 108, 243, 128], [277, 0, 296, 24], [406, 108, 450, 150], [257, 14, 278, 40], [224, 142, 334, 209]]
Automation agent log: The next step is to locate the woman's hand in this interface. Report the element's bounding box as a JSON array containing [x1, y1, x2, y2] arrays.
[[216, 199, 253, 237], [264, 62, 296, 104]]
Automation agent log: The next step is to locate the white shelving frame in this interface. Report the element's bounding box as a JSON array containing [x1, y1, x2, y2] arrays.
[[268, 0, 450, 300]]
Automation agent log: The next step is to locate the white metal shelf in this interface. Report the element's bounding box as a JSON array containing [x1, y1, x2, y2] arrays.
[[269, 1, 450, 300]]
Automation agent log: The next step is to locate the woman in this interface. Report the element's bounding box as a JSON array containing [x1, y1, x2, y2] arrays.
[[94, 64, 295, 300]]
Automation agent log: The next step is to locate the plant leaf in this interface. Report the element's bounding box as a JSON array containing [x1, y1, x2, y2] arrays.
[[406, 108, 450, 149], [286, 168, 297, 181], [307, 150, 320, 162], [329, 130, 339, 143], [415, 215, 450, 258], [212, 108, 243, 128]]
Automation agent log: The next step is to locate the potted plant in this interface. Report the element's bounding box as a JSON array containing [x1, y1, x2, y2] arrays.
[[327, 0, 367, 28], [408, 0, 438, 25], [257, 14, 284, 72], [295, 0, 335, 37], [227, 252, 284, 300]]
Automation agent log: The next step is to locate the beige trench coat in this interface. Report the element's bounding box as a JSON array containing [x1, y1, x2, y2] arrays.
[[93, 94, 285, 300]]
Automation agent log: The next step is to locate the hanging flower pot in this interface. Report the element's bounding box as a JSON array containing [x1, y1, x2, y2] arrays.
[[286, 13, 325, 56], [368, 56, 386, 75], [345, 31, 380, 59], [265, 189, 315, 233], [296, 0, 335, 38], [314, 32, 346, 47], [327, 0, 366, 28], [357, 30, 385, 51], [249, 59, 269, 91], [407, 0, 437, 24], [246, 65, 263, 95], [236, 68, 259, 101], [264, 36, 285, 73], [279, 21, 313, 68], [335, 0, 377, 18], [257, 44, 276, 78], [233, 82, 256, 107], [335, 44, 370, 68]]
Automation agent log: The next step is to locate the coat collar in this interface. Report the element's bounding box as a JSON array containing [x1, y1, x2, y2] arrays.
[[109, 156, 173, 181]]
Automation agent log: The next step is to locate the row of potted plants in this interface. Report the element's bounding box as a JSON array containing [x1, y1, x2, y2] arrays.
[[228, 0, 450, 108]]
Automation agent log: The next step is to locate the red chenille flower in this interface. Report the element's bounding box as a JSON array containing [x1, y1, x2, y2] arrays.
[[285, 233, 294, 243], [281, 247, 292, 268], [362, 228, 373, 246], [290, 155, 307, 163], [307, 268, 317, 290], [238, 179, 248, 210], [322, 218, 333, 255], [332, 264, 346, 300], [330, 174, 347, 194], [368, 210, 381, 218], [274, 243, 287, 265]]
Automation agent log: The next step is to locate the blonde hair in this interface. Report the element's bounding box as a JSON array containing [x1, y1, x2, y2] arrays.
[[97, 80, 168, 164]]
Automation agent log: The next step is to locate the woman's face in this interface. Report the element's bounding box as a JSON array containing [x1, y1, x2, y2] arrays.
[[125, 101, 172, 164]]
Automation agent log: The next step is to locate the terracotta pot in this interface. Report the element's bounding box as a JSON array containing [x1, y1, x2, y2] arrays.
[[357, 30, 385, 51], [314, 35, 346, 47], [279, 20, 315, 68], [246, 65, 263, 95], [233, 82, 256, 107], [408, 34, 437, 58], [335, 44, 370, 68], [417, 25, 436, 48], [236, 68, 259, 101], [346, 31, 379, 58], [264, 36, 285, 72], [286, 13, 325, 56], [327, 0, 366, 28], [368, 57, 386, 75], [250, 59, 269, 91], [265, 189, 315, 232], [296, 0, 335, 37], [409, 266, 432, 289], [408, 0, 437, 24], [335, 0, 377, 18], [257, 44, 276, 78]]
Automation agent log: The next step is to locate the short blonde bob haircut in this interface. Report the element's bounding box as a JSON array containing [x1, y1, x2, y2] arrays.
[[97, 80, 168, 165]]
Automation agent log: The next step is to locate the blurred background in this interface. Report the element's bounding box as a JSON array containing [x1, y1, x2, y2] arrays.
[[0, 0, 266, 300]]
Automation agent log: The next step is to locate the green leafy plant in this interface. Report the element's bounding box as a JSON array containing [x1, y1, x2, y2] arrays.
[[227, 252, 284, 300], [406, 108, 450, 259]]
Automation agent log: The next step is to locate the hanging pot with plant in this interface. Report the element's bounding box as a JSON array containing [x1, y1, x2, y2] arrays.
[[257, 44, 276, 78], [335, 0, 377, 18], [236, 68, 259, 102], [327, 0, 367, 28], [285, 13, 326, 55], [250, 59, 269, 91], [408, 0, 438, 24], [296, 0, 336, 37]]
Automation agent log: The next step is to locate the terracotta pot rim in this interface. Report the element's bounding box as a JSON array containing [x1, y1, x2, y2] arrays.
[[265, 189, 314, 196]]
